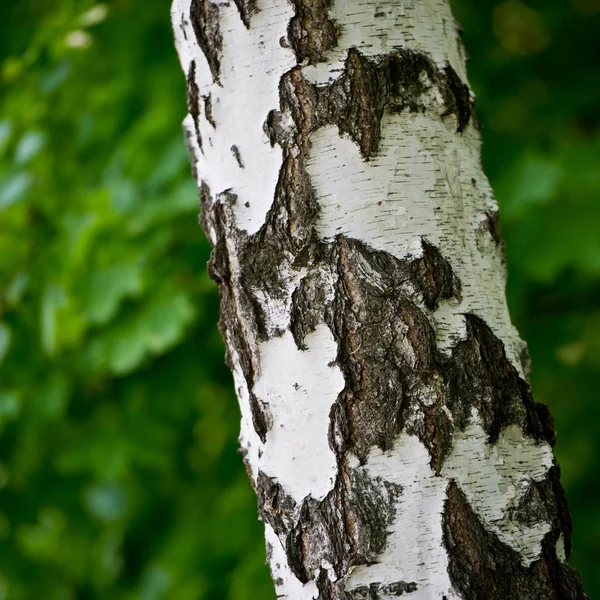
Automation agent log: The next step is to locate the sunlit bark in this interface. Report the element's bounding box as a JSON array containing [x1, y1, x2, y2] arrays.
[[172, 1, 587, 597]]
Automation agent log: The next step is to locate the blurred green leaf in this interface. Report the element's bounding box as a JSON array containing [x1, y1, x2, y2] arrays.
[[84, 482, 128, 523], [0, 324, 11, 365], [0, 172, 32, 210], [85, 263, 144, 325], [41, 284, 67, 356], [14, 131, 46, 165]]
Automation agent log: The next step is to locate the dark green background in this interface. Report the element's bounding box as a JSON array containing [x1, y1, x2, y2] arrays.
[[0, 0, 598, 598]]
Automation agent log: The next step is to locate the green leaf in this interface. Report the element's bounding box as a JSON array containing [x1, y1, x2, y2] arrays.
[[85, 262, 144, 325], [14, 131, 46, 165], [41, 285, 67, 356], [84, 482, 128, 522], [0, 172, 32, 210], [0, 324, 11, 366]]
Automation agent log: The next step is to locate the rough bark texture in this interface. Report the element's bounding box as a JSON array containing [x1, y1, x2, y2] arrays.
[[172, 1, 588, 598]]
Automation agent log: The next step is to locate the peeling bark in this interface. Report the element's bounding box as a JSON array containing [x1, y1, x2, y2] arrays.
[[172, 0, 588, 598]]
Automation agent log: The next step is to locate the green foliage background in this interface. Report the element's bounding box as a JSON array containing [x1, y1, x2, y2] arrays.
[[0, 0, 598, 598]]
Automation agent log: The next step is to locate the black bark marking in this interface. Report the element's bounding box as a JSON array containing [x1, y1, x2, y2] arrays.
[[443, 65, 475, 133], [289, 236, 459, 463], [249, 391, 270, 443], [348, 470, 403, 560], [277, 48, 475, 161], [279, 468, 403, 589], [230, 144, 245, 168], [257, 471, 297, 534], [190, 0, 222, 84], [199, 182, 276, 460], [506, 478, 551, 526], [450, 315, 551, 446], [179, 13, 188, 42], [484, 210, 503, 247], [264, 109, 283, 147], [203, 93, 216, 128], [443, 482, 588, 600], [288, 0, 339, 63], [535, 401, 557, 447], [290, 267, 333, 350], [327, 236, 438, 461], [256, 463, 402, 597], [186, 61, 202, 150], [232, 0, 258, 28], [183, 123, 199, 180], [387, 49, 439, 113], [410, 240, 462, 310], [482, 209, 508, 270], [350, 581, 419, 599], [386, 51, 474, 133], [340, 49, 389, 158]]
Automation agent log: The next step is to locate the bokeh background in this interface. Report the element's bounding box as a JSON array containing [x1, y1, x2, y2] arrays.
[[0, 0, 598, 598]]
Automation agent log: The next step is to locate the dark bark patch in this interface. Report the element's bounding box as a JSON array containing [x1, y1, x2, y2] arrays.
[[285, 493, 344, 583], [226, 149, 321, 344], [288, 0, 339, 63], [484, 210, 503, 247], [386, 51, 474, 133], [548, 464, 575, 560], [339, 49, 389, 159], [190, 0, 222, 84], [186, 60, 202, 150], [386, 50, 437, 113], [204, 190, 234, 287], [422, 401, 455, 475], [232, 0, 258, 28], [206, 235, 229, 286], [256, 471, 297, 533], [349, 581, 418, 599], [482, 209, 508, 268], [261, 152, 320, 254], [249, 392, 271, 443], [230, 144, 245, 168], [280, 67, 321, 149], [535, 402, 557, 447], [448, 314, 552, 446], [203, 93, 216, 128], [348, 470, 402, 560], [178, 12, 188, 42], [506, 479, 551, 526], [269, 466, 402, 593], [264, 109, 286, 147], [197, 180, 212, 227], [329, 236, 438, 460], [417, 312, 555, 471], [198, 185, 274, 445], [291, 268, 334, 349], [410, 240, 462, 310], [443, 482, 588, 600], [442, 65, 473, 133], [279, 49, 475, 161], [183, 123, 199, 179]]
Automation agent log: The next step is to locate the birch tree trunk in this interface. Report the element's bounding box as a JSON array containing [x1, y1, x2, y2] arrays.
[[171, 1, 588, 598]]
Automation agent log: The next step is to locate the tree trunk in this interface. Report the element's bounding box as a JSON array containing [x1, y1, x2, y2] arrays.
[[171, 1, 588, 598]]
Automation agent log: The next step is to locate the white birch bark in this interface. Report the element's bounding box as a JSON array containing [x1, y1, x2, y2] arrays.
[[172, 1, 587, 598]]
